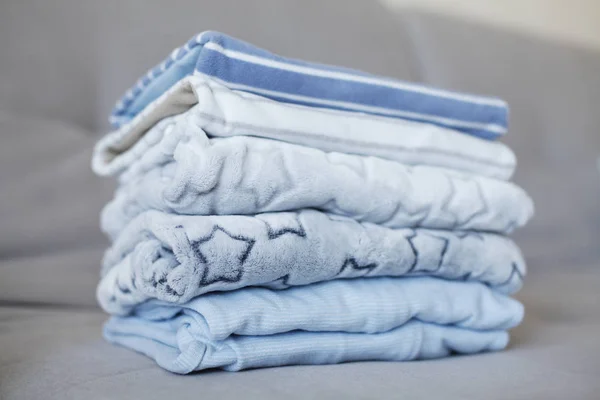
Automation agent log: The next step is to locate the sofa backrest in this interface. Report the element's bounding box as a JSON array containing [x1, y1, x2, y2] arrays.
[[2, 2, 600, 307], [0, 0, 417, 132]]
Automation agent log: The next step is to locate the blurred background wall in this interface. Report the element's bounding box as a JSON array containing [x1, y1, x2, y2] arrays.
[[1, 0, 598, 134], [382, 0, 600, 49], [1, 0, 600, 305]]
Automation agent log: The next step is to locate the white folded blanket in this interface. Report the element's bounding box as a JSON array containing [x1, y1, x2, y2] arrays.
[[99, 118, 532, 239], [93, 75, 516, 180]]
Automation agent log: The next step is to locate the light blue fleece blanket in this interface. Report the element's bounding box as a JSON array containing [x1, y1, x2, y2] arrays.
[[98, 209, 525, 315], [103, 277, 523, 373], [110, 31, 508, 140], [100, 120, 533, 240]]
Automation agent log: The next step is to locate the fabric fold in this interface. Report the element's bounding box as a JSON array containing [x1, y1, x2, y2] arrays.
[[103, 277, 522, 373]]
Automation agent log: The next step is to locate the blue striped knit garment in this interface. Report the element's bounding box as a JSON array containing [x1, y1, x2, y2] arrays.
[[110, 31, 508, 140]]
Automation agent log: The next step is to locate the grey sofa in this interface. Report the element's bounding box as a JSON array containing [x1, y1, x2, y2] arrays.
[[1, 1, 599, 398]]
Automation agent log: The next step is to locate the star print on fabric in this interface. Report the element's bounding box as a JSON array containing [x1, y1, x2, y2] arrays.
[[441, 175, 489, 229], [455, 231, 485, 241], [406, 231, 451, 274], [164, 284, 182, 296], [256, 212, 306, 239], [320, 197, 347, 216], [267, 273, 292, 289], [502, 220, 518, 234], [148, 273, 183, 297], [238, 148, 294, 209], [459, 270, 474, 282], [425, 234, 449, 272], [387, 196, 431, 227], [405, 231, 420, 273], [116, 279, 131, 294], [190, 225, 256, 287], [457, 180, 489, 227], [399, 167, 433, 224], [440, 174, 459, 228], [325, 153, 368, 180], [337, 257, 378, 277], [498, 262, 524, 287], [171, 153, 223, 204]]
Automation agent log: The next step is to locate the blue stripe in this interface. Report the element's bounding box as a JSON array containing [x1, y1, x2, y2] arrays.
[[110, 31, 509, 139], [119, 46, 204, 122], [196, 49, 506, 132], [198, 31, 506, 108], [197, 31, 383, 77]]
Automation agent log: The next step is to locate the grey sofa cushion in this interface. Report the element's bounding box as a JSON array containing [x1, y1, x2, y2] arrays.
[[1, 270, 598, 400], [0, 0, 417, 133], [0, 113, 114, 307]]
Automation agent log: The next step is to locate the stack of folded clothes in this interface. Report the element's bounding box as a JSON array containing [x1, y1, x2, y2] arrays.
[[91, 32, 534, 374]]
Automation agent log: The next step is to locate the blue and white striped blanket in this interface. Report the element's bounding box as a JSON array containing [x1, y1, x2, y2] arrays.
[[110, 31, 508, 140], [95, 75, 516, 180]]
